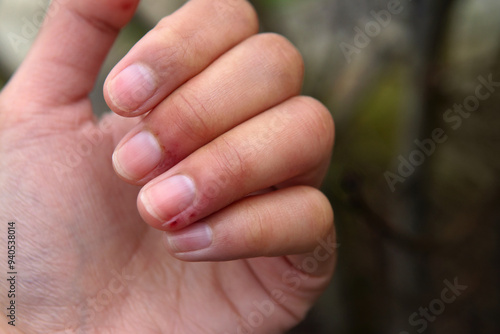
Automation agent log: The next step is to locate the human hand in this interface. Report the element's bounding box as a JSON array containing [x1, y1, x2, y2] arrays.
[[0, 0, 335, 333]]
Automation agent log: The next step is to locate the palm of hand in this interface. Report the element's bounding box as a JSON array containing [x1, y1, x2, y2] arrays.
[[0, 104, 315, 333]]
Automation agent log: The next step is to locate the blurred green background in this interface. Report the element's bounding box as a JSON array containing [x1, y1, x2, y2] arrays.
[[1, 0, 499, 333]]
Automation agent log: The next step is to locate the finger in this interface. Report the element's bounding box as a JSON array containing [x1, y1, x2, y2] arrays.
[[104, 0, 259, 116], [112, 33, 304, 183], [136, 96, 335, 231], [162, 186, 335, 262], [5, 0, 139, 110]]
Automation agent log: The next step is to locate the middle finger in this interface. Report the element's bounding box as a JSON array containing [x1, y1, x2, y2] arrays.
[[112, 33, 304, 184]]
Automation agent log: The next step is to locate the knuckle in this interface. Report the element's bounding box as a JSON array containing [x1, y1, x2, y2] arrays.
[[295, 187, 334, 245], [242, 202, 271, 254], [309, 189, 335, 238], [213, 0, 259, 34], [248, 33, 304, 94], [153, 0, 259, 73], [208, 137, 248, 183], [293, 96, 335, 153], [153, 23, 194, 65], [168, 89, 213, 142], [158, 0, 258, 39], [154, 20, 203, 70]]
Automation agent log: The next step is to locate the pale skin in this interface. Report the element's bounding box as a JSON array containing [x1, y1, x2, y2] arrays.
[[0, 0, 336, 333]]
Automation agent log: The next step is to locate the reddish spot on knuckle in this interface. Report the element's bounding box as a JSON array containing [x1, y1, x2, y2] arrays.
[[108, 0, 137, 12], [76, 0, 139, 30], [120, 1, 134, 11]]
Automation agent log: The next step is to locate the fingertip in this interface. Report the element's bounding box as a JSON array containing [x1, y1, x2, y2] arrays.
[[137, 188, 164, 225], [162, 222, 214, 260], [112, 129, 163, 181], [137, 174, 197, 231], [104, 63, 158, 116]]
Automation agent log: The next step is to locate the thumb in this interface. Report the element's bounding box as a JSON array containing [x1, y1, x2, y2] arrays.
[[4, 0, 139, 110]]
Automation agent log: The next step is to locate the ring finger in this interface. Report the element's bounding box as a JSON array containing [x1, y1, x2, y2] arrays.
[[137, 96, 334, 231]]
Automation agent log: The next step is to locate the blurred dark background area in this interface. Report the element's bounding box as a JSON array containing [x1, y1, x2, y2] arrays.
[[1, 0, 499, 333]]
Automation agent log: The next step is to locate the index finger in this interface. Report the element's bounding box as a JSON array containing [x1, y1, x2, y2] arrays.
[[104, 0, 259, 117]]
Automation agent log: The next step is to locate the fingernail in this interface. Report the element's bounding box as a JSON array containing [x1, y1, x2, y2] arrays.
[[108, 63, 156, 111], [140, 175, 196, 222], [113, 131, 162, 180], [166, 223, 213, 253]]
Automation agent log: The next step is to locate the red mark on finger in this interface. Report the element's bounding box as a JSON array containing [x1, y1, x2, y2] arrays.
[[121, 1, 133, 11]]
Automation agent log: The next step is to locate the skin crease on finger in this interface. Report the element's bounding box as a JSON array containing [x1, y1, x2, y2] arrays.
[[0, 0, 336, 333]]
